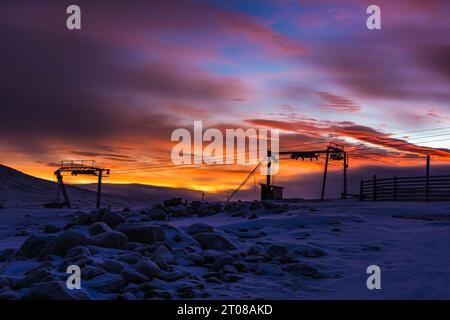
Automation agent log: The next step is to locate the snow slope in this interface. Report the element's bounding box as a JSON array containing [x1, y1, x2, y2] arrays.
[[0, 200, 449, 299]]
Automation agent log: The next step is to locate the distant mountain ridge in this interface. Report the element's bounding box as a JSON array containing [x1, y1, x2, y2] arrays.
[[0, 164, 223, 208], [74, 183, 224, 203]]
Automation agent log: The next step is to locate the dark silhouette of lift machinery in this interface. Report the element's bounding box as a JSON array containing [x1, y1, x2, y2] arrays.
[[265, 142, 348, 201], [55, 160, 110, 209], [226, 142, 348, 202]]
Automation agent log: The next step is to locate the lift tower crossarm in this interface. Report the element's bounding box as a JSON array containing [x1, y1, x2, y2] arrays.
[[54, 160, 110, 209]]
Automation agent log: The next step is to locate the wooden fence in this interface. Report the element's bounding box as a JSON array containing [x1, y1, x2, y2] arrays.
[[360, 174, 450, 201]]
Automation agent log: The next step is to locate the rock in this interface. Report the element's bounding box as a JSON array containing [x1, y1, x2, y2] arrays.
[[248, 214, 258, 220], [202, 272, 221, 279], [116, 224, 166, 244], [118, 292, 137, 300], [256, 263, 283, 276], [205, 277, 222, 284], [89, 231, 129, 249], [294, 245, 327, 258], [76, 212, 95, 225], [88, 274, 126, 293], [284, 263, 325, 279], [143, 206, 167, 221], [119, 252, 142, 264], [0, 287, 19, 300], [169, 204, 190, 217], [200, 250, 222, 263], [248, 245, 265, 256], [29, 281, 89, 300], [244, 255, 264, 263], [102, 211, 125, 227], [223, 265, 238, 274], [176, 284, 195, 298], [65, 246, 91, 259], [20, 235, 54, 258], [81, 266, 105, 280], [186, 253, 204, 266], [43, 224, 60, 234], [212, 255, 234, 271], [25, 261, 53, 274], [133, 259, 162, 278], [0, 248, 15, 262], [267, 244, 288, 257], [194, 233, 236, 251], [88, 222, 111, 236], [164, 198, 183, 207], [222, 273, 243, 282], [155, 245, 175, 264], [277, 255, 295, 264], [16, 268, 55, 289], [234, 262, 248, 272], [362, 245, 380, 252], [197, 203, 221, 217], [162, 271, 190, 282], [40, 231, 88, 257], [249, 202, 263, 210], [101, 260, 125, 274], [121, 268, 149, 283], [185, 223, 214, 236], [0, 276, 9, 288]]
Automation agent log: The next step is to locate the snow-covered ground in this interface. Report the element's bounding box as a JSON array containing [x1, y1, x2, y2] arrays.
[[0, 200, 449, 300]]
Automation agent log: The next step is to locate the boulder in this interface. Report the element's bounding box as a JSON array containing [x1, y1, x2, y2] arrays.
[[194, 233, 236, 251], [267, 244, 288, 257], [255, 263, 283, 276], [133, 259, 162, 278], [294, 245, 327, 258], [43, 224, 60, 234], [76, 212, 95, 225], [0, 248, 15, 262], [143, 206, 167, 221], [284, 263, 325, 279], [197, 203, 221, 217], [169, 204, 190, 217], [121, 268, 149, 283], [116, 224, 166, 244], [102, 211, 125, 227], [65, 246, 91, 259], [88, 222, 111, 236], [164, 197, 183, 207], [16, 268, 56, 289], [40, 231, 88, 257], [118, 252, 142, 264], [81, 266, 105, 280], [212, 255, 234, 271], [248, 245, 266, 256], [88, 274, 126, 293], [0, 287, 19, 300], [101, 260, 125, 274], [0, 276, 9, 289], [20, 235, 54, 258], [89, 231, 129, 249], [185, 223, 213, 236]]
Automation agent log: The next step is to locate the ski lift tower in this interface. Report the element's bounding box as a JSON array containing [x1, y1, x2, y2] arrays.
[[54, 160, 110, 209], [267, 142, 348, 200]]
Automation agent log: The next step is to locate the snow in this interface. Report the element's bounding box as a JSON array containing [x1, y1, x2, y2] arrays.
[[1, 200, 450, 299]]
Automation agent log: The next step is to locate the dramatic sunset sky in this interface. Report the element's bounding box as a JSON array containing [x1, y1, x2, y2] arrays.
[[1, 0, 449, 199]]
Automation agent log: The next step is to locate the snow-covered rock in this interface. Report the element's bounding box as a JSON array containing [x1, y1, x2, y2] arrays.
[[193, 233, 236, 251]]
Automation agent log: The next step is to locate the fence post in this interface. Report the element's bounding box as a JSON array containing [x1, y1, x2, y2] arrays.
[[393, 176, 397, 201], [359, 179, 363, 201], [426, 155, 430, 202], [373, 175, 377, 201]]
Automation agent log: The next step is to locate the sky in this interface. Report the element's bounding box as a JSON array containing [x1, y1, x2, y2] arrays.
[[1, 0, 449, 199]]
